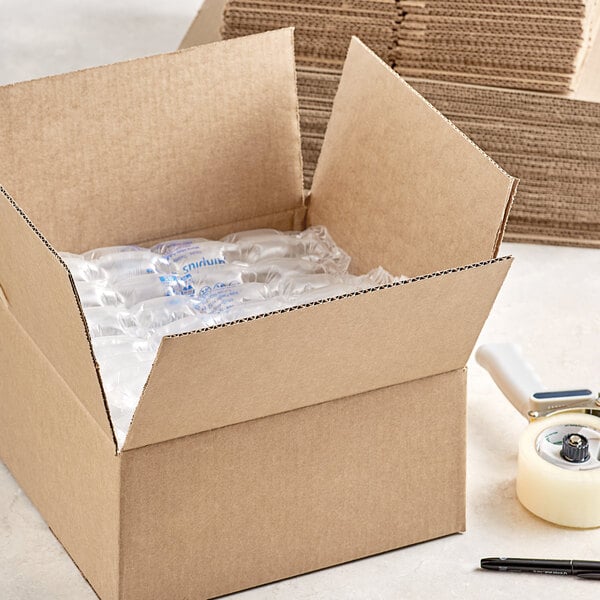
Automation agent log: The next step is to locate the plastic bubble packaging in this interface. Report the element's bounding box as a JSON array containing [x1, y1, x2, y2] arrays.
[[60, 226, 405, 447]]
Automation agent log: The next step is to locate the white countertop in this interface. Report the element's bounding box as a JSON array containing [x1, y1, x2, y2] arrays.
[[1, 2, 600, 597]]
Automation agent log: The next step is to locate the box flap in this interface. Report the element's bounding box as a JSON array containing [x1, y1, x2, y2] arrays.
[[0, 187, 114, 443], [0, 28, 303, 253], [309, 38, 517, 278], [180, 0, 227, 49], [123, 256, 512, 450]]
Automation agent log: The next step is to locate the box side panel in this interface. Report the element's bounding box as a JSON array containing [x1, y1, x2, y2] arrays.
[[0, 187, 113, 440], [180, 0, 227, 49], [0, 29, 303, 253], [124, 257, 510, 449], [309, 38, 516, 277], [0, 305, 120, 600], [119, 369, 466, 600]]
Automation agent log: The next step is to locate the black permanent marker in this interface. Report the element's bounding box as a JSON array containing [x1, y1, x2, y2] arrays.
[[481, 557, 600, 579]]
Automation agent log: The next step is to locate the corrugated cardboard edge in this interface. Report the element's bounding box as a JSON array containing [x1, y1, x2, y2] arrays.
[[165, 256, 513, 335], [504, 232, 600, 248], [0, 185, 117, 450], [0, 280, 8, 308], [495, 178, 519, 257], [290, 29, 307, 208]]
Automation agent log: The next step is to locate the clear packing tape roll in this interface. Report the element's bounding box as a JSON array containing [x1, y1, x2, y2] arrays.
[[517, 412, 600, 529], [476, 343, 600, 529], [61, 226, 405, 447]]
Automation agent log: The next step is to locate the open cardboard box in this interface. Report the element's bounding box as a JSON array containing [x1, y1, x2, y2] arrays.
[[0, 29, 516, 600]]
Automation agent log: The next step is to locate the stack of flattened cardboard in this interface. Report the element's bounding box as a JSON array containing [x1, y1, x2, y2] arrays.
[[182, 0, 600, 246], [298, 68, 600, 246], [408, 78, 600, 246], [222, 0, 398, 66], [395, 0, 600, 94], [220, 0, 600, 94], [298, 66, 342, 188]]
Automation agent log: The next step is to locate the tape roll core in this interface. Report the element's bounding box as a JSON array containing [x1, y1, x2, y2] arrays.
[[517, 413, 600, 528]]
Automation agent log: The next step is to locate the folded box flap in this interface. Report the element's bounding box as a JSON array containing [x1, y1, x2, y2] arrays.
[[0, 28, 303, 253], [0, 187, 114, 442], [309, 37, 517, 278], [123, 257, 512, 450]]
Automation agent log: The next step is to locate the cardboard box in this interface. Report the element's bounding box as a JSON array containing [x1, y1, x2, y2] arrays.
[[0, 29, 516, 599]]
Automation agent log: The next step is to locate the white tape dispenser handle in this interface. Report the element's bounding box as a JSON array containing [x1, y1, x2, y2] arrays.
[[476, 343, 600, 528], [475, 343, 543, 418]]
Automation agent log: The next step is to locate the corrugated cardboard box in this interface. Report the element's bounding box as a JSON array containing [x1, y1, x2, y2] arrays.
[[0, 29, 516, 600]]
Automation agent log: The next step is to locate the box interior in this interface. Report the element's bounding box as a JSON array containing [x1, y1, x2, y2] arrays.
[[0, 29, 516, 452]]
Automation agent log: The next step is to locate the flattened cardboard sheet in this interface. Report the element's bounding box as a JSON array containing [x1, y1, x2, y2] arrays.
[[309, 38, 516, 277], [407, 76, 600, 246], [124, 257, 511, 449], [217, 0, 600, 94], [0, 28, 303, 253]]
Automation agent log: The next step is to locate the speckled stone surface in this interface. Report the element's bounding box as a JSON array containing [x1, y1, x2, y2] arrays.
[[1, 2, 600, 597]]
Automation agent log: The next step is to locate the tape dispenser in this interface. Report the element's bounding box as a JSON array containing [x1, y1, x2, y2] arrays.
[[476, 343, 600, 528]]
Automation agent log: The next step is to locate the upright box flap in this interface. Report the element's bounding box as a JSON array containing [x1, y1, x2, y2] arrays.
[[0, 187, 114, 442], [180, 0, 227, 49], [0, 28, 303, 253], [123, 257, 512, 450], [309, 38, 517, 278]]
